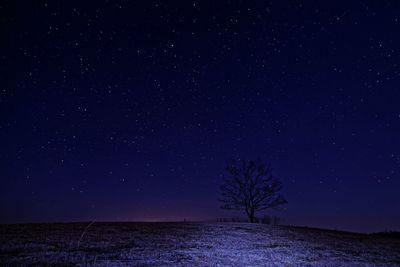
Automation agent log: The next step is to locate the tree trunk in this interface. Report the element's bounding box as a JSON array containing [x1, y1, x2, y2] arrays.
[[249, 208, 255, 223]]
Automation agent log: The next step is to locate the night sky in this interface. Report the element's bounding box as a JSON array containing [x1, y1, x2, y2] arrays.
[[1, 1, 400, 233]]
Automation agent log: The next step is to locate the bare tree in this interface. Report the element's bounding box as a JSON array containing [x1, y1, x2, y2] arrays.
[[219, 159, 287, 223]]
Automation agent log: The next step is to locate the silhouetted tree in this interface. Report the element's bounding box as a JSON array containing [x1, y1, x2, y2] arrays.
[[219, 159, 287, 223]]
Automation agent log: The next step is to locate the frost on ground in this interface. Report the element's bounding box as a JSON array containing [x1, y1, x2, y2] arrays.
[[1, 222, 399, 266]]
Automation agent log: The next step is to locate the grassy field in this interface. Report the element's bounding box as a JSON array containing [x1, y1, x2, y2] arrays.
[[1, 222, 399, 266]]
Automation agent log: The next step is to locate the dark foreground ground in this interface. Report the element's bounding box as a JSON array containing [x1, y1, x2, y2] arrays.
[[1, 222, 399, 266]]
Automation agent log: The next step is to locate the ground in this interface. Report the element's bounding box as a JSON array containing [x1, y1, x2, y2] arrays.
[[1, 222, 399, 266]]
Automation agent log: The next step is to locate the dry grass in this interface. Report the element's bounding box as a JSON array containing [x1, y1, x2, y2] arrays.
[[1, 222, 399, 266]]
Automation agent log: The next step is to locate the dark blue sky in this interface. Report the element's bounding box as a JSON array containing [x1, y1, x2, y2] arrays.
[[1, 0, 399, 232]]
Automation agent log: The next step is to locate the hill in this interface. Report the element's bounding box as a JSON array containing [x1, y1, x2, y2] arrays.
[[1, 222, 399, 266]]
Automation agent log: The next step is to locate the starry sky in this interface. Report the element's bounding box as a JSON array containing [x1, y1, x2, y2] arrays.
[[1, 1, 399, 232]]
